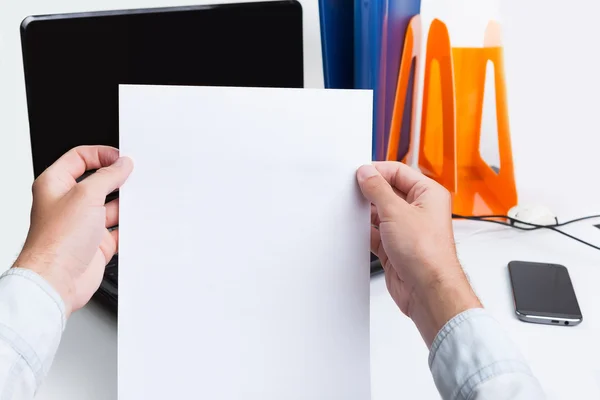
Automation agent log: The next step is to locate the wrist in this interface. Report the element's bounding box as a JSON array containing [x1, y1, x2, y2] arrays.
[[13, 250, 74, 317], [408, 261, 482, 348]]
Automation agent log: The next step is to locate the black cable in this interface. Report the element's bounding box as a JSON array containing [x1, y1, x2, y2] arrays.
[[549, 227, 600, 251], [554, 214, 600, 228], [453, 214, 533, 230], [370, 213, 600, 277], [452, 213, 600, 231], [452, 213, 600, 251]]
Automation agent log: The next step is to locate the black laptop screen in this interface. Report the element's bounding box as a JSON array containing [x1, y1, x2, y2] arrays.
[[21, 1, 304, 177]]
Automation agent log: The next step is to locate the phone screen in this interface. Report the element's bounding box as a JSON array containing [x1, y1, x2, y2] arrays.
[[508, 261, 582, 319]]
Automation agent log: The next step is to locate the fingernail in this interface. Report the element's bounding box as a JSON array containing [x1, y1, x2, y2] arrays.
[[113, 157, 125, 167], [357, 165, 379, 181]]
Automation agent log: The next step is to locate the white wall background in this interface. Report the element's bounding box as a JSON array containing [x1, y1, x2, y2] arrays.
[[502, 0, 600, 217]]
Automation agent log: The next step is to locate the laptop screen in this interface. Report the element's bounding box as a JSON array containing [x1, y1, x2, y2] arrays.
[[21, 2, 304, 177]]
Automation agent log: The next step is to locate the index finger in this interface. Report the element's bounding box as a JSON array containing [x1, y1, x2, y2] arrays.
[[372, 161, 431, 195], [41, 145, 120, 191]]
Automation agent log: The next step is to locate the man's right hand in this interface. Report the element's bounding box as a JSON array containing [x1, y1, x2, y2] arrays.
[[356, 162, 482, 347]]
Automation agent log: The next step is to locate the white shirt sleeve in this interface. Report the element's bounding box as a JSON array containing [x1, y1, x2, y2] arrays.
[[429, 308, 546, 400], [0, 268, 65, 399]]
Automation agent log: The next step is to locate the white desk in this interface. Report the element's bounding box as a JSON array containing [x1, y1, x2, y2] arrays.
[[1, 0, 600, 399], [37, 304, 117, 399]]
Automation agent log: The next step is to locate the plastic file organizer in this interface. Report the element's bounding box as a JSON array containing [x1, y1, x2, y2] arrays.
[[355, 0, 421, 161], [377, 0, 518, 216], [417, 0, 517, 215], [385, 13, 421, 165]]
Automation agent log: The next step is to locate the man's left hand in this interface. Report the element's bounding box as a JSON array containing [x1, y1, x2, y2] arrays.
[[14, 146, 133, 316]]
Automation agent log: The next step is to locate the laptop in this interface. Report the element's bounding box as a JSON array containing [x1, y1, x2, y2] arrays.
[[21, 2, 304, 311]]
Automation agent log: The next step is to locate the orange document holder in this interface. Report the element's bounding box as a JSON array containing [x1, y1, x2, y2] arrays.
[[417, 19, 518, 216], [385, 16, 422, 165]]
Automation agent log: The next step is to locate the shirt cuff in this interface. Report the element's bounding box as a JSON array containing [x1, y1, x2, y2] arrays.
[[0, 268, 66, 387], [429, 308, 535, 400]]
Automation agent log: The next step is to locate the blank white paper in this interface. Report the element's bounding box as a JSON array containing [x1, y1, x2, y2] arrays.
[[118, 85, 372, 400]]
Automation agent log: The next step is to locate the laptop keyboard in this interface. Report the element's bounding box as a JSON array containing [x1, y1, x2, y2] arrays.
[[104, 254, 119, 287]]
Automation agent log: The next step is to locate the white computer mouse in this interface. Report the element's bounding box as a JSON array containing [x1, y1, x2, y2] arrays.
[[507, 205, 557, 228]]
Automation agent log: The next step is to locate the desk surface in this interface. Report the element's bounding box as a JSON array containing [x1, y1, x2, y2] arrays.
[[2, 0, 600, 399]]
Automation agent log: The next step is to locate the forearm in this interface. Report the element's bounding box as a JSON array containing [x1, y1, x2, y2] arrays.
[[409, 263, 545, 399], [0, 268, 65, 399], [408, 262, 482, 347]]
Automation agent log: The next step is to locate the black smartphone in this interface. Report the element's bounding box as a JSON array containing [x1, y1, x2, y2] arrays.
[[508, 261, 583, 326]]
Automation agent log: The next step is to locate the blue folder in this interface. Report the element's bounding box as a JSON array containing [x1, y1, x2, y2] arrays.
[[355, 0, 420, 160], [354, 0, 383, 159], [320, 0, 354, 89]]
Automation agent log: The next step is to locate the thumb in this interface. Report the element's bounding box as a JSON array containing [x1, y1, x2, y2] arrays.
[[356, 165, 403, 220], [80, 156, 134, 202]]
